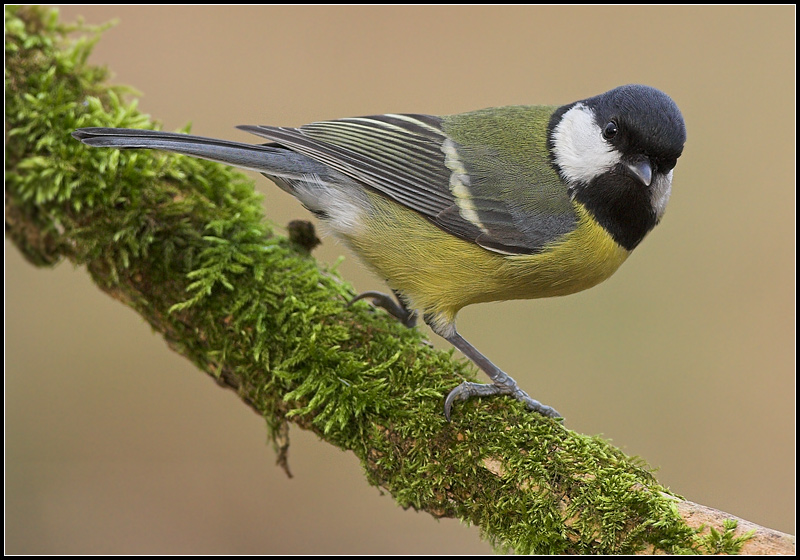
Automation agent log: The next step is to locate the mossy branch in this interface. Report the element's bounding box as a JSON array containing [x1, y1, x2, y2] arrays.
[[5, 6, 794, 555]]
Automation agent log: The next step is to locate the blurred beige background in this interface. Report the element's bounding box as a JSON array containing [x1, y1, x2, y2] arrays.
[[6, 5, 794, 554]]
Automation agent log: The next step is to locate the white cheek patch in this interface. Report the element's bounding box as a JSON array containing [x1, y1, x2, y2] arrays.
[[650, 169, 673, 221], [551, 103, 622, 185]]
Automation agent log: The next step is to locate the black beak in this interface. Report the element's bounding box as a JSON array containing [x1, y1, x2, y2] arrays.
[[624, 156, 653, 187]]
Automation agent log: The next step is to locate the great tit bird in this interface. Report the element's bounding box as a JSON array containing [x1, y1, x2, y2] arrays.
[[72, 84, 686, 420]]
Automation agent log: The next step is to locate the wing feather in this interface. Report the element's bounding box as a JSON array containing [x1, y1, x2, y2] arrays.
[[239, 111, 573, 255]]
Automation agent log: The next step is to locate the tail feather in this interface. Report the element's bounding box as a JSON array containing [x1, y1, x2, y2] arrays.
[[71, 127, 326, 179]]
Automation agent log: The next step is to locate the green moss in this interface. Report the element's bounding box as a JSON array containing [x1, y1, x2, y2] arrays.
[[695, 519, 756, 555], [6, 6, 731, 554]]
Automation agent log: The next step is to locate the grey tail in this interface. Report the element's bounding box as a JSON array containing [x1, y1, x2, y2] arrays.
[[71, 127, 324, 179]]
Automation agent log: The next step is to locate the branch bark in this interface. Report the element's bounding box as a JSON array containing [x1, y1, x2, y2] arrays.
[[674, 501, 794, 555], [4, 6, 794, 555]]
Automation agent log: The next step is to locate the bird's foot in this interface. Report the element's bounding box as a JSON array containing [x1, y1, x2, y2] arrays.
[[349, 290, 417, 328], [444, 380, 561, 421]]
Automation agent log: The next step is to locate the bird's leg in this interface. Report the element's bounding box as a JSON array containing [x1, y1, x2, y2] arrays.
[[428, 322, 562, 421], [349, 290, 418, 328]]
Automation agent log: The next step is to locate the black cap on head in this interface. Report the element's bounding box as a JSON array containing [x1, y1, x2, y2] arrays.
[[584, 84, 686, 173]]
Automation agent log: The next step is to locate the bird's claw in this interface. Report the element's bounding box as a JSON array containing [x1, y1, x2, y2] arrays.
[[349, 290, 417, 328], [444, 381, 562, 421]]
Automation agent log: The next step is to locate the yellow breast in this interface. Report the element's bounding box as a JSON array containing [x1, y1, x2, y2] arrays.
[[341, 191, 630, 326]]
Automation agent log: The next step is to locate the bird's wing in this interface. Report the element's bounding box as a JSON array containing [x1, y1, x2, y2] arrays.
[[239, 113, 574, 255]]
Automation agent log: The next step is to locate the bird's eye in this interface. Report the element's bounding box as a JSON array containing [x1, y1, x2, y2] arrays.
[[602, 121, 618, 140]]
